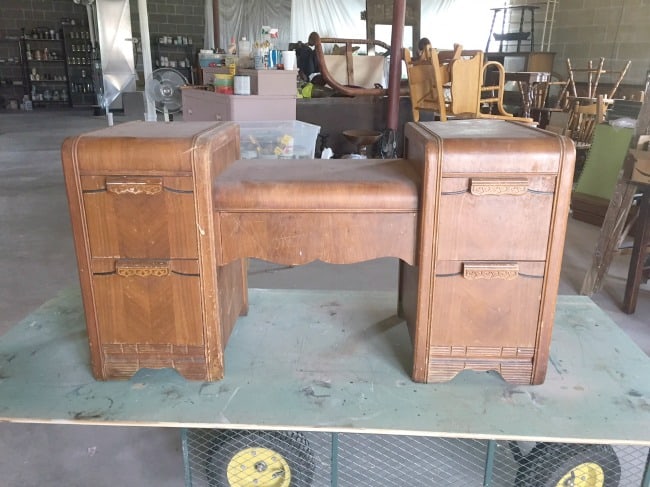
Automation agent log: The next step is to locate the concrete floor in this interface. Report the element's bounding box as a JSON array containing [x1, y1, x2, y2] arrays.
[[0, 110, 647, 486]]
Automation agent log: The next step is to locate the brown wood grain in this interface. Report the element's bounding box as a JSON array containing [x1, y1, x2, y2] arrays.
[[62, 121, 246, 381], [217, 212, 417, 266], [82, 175, 198, 259], [403, 120, 575, 385], [62, 118, 575, 386], [531, 134, 576, 384], [437, 176, 555, 261]]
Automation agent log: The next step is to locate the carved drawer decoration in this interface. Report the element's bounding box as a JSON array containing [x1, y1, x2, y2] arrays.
[[81, 175, 198, 259], [463, 262, 519, 280], [437, 176, 556, 261]]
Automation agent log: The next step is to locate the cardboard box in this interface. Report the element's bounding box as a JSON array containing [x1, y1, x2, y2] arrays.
[[238, 69, 297, 96]]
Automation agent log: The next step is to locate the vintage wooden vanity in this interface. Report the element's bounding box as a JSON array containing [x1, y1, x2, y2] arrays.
[[61, 119, 575, 385]]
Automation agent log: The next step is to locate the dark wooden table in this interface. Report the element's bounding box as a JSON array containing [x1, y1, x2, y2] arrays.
[[505, 71, 550, 118]]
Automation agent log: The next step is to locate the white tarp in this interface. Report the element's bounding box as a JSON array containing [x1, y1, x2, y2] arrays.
[[213, 0, 505, 51]]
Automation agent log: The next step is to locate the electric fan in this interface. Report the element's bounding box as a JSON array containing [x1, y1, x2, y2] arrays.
[[145, 68, 188, 122]]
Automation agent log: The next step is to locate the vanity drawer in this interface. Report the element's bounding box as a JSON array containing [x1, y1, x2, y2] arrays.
[[437, 176, 555, 261], [430, 260, 545, 349], [81, 175, 198, 259], [90, 258, 204, 346]]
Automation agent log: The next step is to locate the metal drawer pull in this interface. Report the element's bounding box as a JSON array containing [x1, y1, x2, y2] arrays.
[[463, 263, 519, 280], [470, 178, 528, 196], [116, 260, 170, 278], [106, 178, 163, 195]]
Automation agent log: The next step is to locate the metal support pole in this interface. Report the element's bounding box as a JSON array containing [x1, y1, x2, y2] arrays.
[[483, 440, 497, 487], [212, 0, 220, 50], [137, 0, 156, 121], [331, 432, 339, 487], [384, 0, 406, 157], [181, 429, 193, 487], [642, 447, 650, 487]]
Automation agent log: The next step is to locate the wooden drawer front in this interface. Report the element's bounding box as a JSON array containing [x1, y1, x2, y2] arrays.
[[437, 176, 555, 261], [91, 258, 204, 346], [430, 260, 544, 349], [81, 176, 198, 259], [217, 212, 418, 266], [183, 90, 231, 121]]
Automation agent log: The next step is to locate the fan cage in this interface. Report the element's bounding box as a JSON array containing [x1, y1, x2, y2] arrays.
[[147, 67, 188, 114]]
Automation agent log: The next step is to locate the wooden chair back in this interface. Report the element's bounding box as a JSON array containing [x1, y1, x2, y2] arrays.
[[565, 95, 611, 149], [448, 50, 483, 116], [534, 75, 570, 110], [403, 44, 533, 123], [565, 57, 631, 100], [403, 46, 448, 121]]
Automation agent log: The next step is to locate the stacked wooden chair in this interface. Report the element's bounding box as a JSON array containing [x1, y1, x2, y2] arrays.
[[403, 44, 533, 123], [561, 57, 631, 150]]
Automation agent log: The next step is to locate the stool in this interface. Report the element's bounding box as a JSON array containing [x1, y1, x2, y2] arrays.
[[213, 158, 420, 266], [342, 129, 383, 158], [213, 120, 575, 385]]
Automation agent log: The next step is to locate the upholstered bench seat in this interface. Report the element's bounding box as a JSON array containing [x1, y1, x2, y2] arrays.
[[213, 158, 421, 266]]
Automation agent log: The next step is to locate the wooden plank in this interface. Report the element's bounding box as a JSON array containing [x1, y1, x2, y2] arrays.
[[579, 88, 650, 296], [0, 288, 649, 445], [579, 181, 638, 295], [623, 191, 650, 313]]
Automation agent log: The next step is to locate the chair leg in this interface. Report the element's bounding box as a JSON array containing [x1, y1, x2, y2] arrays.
[[580, 181, 638, 295], [623, 190, 650, 313]]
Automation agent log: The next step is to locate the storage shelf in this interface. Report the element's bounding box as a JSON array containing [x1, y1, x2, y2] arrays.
[[32, 100, 70, 105], [61, 22, 100, 108], [25, 38, 61, 43], [27, 59, 65, 63], [157, 43, 193, 48], [30, 80, 67, 84], [0, 36, 26, 102]]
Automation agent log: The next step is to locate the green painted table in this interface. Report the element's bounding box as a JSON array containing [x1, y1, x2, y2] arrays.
[[0, 289, 648, 446]]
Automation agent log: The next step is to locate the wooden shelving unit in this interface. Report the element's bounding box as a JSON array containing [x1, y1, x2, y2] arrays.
[[23, 27, 71, 108], [0, 37, 27, 109], [61, 21, 99, 108]]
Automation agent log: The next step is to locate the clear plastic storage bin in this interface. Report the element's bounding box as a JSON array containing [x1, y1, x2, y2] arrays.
[[238, 120, 321, 159]]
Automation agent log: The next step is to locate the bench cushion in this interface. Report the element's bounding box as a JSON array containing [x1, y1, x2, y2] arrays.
[[213, 158, 420, 212]]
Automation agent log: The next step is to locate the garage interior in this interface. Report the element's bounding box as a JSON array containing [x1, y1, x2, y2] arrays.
[[0, 0, 648, 485]]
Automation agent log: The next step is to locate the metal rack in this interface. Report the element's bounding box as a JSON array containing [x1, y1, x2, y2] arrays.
[[183, 430, 650, 487], [486, 0, 559, 53], [0, 37, 28, 108], [22, 28, 72, 108], [61, 21, 100, 108]]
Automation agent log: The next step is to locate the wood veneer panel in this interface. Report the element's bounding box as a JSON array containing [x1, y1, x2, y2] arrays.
[[62, 121, 246, 381]]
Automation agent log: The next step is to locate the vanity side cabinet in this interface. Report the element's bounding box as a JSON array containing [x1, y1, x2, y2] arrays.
[[402, 119, 575, 385], [61, 121, 247, 381]]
